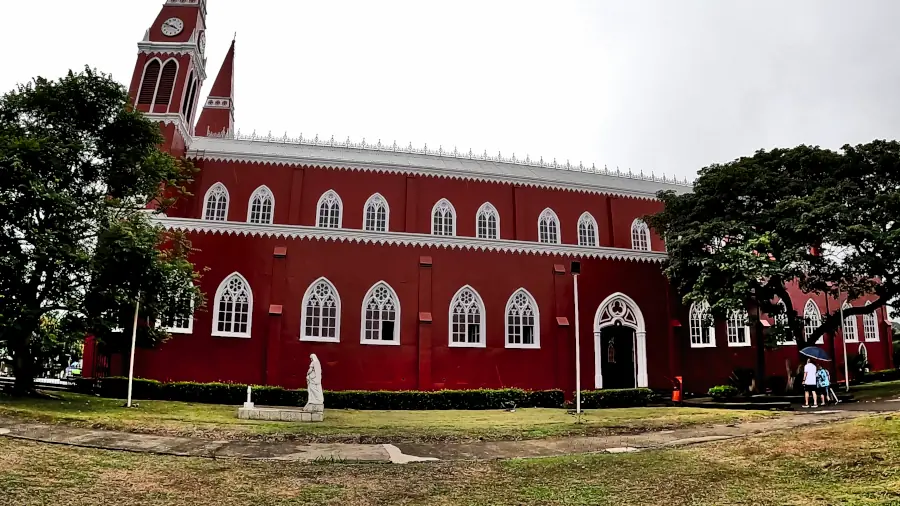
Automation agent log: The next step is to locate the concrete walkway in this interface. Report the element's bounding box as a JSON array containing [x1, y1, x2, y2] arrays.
[[0, 404, 895, 464]]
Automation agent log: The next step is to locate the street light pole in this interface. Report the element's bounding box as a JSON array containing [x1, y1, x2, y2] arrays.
[[126, 295, 141, 408]]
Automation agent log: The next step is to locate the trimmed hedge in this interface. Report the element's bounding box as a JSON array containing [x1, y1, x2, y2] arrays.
[[75, 377, 565, 410], [863, 369, 900, 383], [708, 385, 739, 400], [578, 388, 657, 409]]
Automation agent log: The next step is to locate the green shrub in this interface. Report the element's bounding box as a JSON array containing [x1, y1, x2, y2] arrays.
[[578, 388, 657, 409], [708, 385, 740, 400], [863, 369, 900, 383], [78, 377, 564, 410]]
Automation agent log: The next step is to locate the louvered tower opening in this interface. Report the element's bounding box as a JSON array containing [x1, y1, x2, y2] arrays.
[[154, 60, 178, 109], [137, 61, 161, 105]]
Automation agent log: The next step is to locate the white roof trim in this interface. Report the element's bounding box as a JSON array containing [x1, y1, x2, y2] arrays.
[[146, 113, 193, 147], [154, 216, 668, 263], [186, 134, 691, 200]]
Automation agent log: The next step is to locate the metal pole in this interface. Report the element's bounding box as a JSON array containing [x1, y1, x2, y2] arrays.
[[126, 296, 140, 408], [574, 273, 581, 415], [839, 291, 850, 392]]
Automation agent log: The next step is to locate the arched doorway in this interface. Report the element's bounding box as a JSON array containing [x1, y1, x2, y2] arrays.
[[593, 293, 648, 389]]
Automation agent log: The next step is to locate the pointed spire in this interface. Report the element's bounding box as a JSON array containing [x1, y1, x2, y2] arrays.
[[195, 39, 236, 137]]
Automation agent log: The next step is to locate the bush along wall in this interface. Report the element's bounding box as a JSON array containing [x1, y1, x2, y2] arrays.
[[75, 377, 566, 410], [578, 388, 657, 409]]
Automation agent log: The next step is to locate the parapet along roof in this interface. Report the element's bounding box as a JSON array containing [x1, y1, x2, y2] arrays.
[[189, 131, 692, 200]]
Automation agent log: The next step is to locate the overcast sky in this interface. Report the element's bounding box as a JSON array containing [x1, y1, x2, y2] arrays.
[[3, 0, 899, 180]]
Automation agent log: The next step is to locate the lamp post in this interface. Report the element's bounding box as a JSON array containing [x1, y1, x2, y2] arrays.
[[126, 294, 140, 408], [838, 291, 850, 392], [572, 261, 582, 415]]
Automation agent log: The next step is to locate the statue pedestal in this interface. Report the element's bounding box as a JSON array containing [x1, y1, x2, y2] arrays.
[[237, 406, 324, 422]]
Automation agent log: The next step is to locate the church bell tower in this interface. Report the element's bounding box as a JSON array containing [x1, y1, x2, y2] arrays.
[[127, 0, 209, 156]]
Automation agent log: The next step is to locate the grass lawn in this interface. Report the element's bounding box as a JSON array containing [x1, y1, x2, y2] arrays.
[[850, 379, 900, 402], [1, 414, 898, 505], [0, 391, 779, 443]]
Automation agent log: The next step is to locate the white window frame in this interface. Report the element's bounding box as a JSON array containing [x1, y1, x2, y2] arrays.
[[316, 190, 343, 228], [537, 208, 561, 244], [246, 185, 275, 224], [504, 288, 540, 349], [160, 289, 195, 334], [803, 299, 823, 344], [863, 302, 880, 342], [431, 198, 457, 236], [726, 308, 751, 347], [300, 277, 342, 343], [363, 193, 390, 232], [475, 202, 500, 240], [359, 281, 401, 346], [448, 285, 486, 348], [211, 272, 253, 338], [773, 300, 795, 345], [202, 182, 230, 221], [689, 301, 716, 348], [842, 302, 859, 343], [577, 212, 598, 247], [631, 218, 650, 251]]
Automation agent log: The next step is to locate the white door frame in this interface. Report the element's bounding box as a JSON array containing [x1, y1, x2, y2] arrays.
[[593, 292, 648, 389]]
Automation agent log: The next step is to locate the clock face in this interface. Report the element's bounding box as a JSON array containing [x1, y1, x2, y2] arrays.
[[198, 32, 206, 55], [161, 17, 184, 37]]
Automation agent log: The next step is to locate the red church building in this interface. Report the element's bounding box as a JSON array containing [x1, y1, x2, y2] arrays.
[[83, 0, 893, 395]]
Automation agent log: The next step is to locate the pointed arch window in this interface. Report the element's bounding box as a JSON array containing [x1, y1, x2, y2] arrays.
[[449, 286, 485, 347], [538, 208, 560, 244], [431, 199, 456, 236], [160, 288, 194, 334], [181, 70, 194, 117], [154, 60, 178, 108], [316, 190, 342, 228], [803, 299, 823, 344], [301, 278, 341, 342], [476, 202, 500, 239], [689, 301, 715, 348], [631, 219, 650, 251], [842, 303, 859, 343], [505, 289, 539, 349], [361, 282, 400, 345], [202, 183, 229, 221], [773, 300, 795, 345], [863, 302, 880, 342], [137, 59, 161, 105], [726, 308, 750, 347], [211, 273, 252, 338], [363, 193, 389, 232], [577, 212, 598, 247], [247, 185, 274, 224]]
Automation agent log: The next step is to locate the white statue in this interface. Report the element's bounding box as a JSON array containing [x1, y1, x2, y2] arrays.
[[303, 353, 324, 412], [243, 385, 254, 409]]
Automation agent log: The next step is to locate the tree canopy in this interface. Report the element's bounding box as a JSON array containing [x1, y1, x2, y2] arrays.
[[0, 67, 202, 394], [646, 141, 900, 349]]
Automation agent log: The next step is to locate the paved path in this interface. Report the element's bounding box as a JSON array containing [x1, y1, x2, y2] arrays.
[[1, 404, 895, 464]]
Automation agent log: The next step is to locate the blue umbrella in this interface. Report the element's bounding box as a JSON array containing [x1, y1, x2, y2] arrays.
[[800, 346, 832, 361]]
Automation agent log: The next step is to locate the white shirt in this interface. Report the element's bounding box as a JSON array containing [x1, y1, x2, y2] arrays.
[[803, 363, 818, 385]]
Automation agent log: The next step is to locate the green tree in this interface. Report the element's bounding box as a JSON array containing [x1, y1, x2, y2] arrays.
[[0, 67, 202, 395], [646, 142, 900, 383]]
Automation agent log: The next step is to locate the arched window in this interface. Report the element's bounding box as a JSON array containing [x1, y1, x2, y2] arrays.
[[247, 185, 274, 224], [689, 301, 715, 347], [476, 202, 499, 239], [577, 212, 598, 247], [137, 59, 161, 105], [363, 193, 389, 232], [431, 198, 456, 236], [726, 308, 750, 347], [360, 281, 400, 344], [316, 190, 342, 228], [301, 277, 341, 342], [211, 273, 252, 338], [842, 302, 858, 343], [154, 59, 178, 108], [202, 183, 229, 221], [505, 288, 539, 349], [184, 77, 199, 124], [863, 302, 880, 342], [538, 208, 560, 244], [631, 219, 650, 251], [773, 300, 795, 345], [858, 343, 869, 363], [181, 70, 194, 117], [803, 299, 823, 344], [449, 286, 485, 347]]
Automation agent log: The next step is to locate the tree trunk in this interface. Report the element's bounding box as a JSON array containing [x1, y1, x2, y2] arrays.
[[10, 336, 36, 396]]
